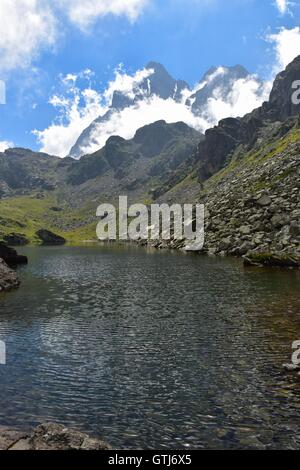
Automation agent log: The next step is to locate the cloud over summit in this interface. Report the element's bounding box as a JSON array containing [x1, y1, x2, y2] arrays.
[[34, 63, 271, 158]]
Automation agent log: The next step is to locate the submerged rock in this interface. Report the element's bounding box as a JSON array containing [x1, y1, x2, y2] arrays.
[[0, 258, 20, 292], [244, 253, 300, 268], [0, 423, 111, 451], [36, 229, 66, 246]]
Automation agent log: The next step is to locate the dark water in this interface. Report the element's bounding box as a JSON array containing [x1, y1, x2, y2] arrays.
[[0, 245, 299, 449]]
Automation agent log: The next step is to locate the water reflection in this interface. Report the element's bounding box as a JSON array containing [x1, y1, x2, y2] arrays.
[[0, 245, 299, 449]]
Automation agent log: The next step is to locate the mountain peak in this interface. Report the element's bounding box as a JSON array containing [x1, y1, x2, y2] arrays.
[[146, 61, 168, 73]]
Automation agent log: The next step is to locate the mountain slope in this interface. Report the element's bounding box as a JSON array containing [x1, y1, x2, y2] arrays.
[[149, 57, 300, 257], [0, 121, 202, 242], [0, 57, 299, 258]]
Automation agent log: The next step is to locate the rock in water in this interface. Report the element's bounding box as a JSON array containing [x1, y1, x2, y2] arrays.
[[0, 242, 28, 266], [0, 423, 111, 451], [244, 253, 300, 268], [282, 363, 300, 372], [0, 259, 20, 292], [3, 233, 29, 246], [36, 229, 66, 246]]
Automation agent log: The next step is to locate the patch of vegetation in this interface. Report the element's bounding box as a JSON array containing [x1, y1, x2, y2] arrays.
[[0, 193, 99, 244]]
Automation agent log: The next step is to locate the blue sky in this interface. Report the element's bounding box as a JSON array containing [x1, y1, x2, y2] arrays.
[[0, 0, 299, 154]]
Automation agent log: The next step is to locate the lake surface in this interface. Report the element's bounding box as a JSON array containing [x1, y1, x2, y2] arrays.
[[0, 245, 299, 449]]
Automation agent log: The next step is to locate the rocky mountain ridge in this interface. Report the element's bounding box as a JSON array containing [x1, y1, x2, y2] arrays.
[[69, 61, 262, 159]]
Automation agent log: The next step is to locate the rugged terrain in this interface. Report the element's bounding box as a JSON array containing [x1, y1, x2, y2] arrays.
[[70, 61, 257, 159], [0, 57, 299, 263], [0, 120, 202, 243]]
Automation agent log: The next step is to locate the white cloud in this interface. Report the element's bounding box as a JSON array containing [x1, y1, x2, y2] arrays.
[[0, 141, 13, 152], [35, 65, 270, 157], [203, 77, 271, 125], [0, 0, 148, 71], [80, 96, 209, 155], [275, 0, 289, 14], [58, 0, 148, 30], [33, 73, 106, 157], [0, 0, 57, 71], [103, 64, 153, 103], [267, 27, 300, 71], [82, 74, 271, 155]]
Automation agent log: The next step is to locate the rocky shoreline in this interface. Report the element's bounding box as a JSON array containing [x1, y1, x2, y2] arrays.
[[139, 118, 300, 268], [0, 423, 111, 451], [0, 243, 28, 293], [0, 259, 20, 293]]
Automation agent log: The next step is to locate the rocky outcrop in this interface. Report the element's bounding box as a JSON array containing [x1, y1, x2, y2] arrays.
[[0, 243, 28, 266], [164, 56, 300, 191], [3, 233, 29, 246], [0, 259, 20, 292], [244, 253, 300, 268], [0, 423, 111, 450], [199, 124, 300, 262], [144, 117, 300, 267], [36, 230, 66, 246]]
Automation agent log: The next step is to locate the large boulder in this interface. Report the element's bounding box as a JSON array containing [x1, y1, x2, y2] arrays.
[[0, 243, 28, 266], [3, 233, 29, 246], [0, 258, 20, 292], [0, 423, 111, 451], [36, 230, 66, 246]]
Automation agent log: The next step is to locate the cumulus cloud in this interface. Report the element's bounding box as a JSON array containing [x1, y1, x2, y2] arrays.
[[35, 65, 270, 157], [0, 141, 13, 152], [267, 27, 300, 71], [58, 0, 148, 30], [0, 0, 148, 71], [33, 71, 106, 157], [200, 77, 272, 125], [80, 96, 209, 155], [0, 0, 57, 71]]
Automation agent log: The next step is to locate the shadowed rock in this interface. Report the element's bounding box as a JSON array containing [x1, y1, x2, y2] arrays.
[[0, 259, 20, 292], [3, 233, 29, 246], [0, 242, 28, 266], [36, 230, 66, 246]]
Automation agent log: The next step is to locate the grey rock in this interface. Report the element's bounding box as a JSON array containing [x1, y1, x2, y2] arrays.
[[0, 423, 112, 451], [239, 225, 251, 235], [219, 238, 231, 251], [256, 195, 272, 207], [0, 258, 20, 292], [271, 214, 288, 228], [289, 221, 300, 237]]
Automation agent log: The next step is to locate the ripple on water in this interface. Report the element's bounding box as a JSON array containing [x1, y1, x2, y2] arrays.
[[0, 245, 299, 449]]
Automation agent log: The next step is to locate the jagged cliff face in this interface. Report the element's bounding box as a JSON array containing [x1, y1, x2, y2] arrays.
[[151, 57, 300, 258], [176, 56, 300, 185]]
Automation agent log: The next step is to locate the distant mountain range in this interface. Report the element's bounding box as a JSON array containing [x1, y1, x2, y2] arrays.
[[69, 61, 265, 159]]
